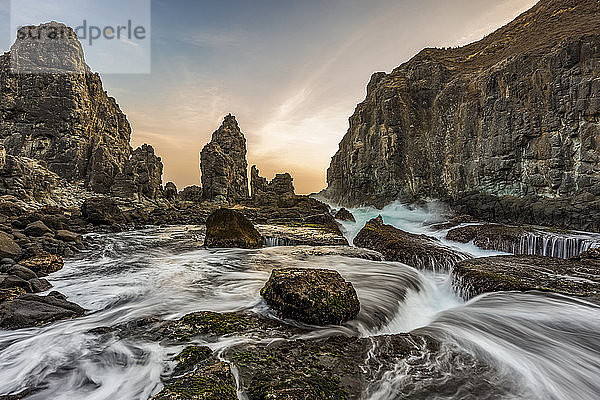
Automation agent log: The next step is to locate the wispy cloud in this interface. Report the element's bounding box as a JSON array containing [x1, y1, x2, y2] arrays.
[[183, 29, 247, 48]]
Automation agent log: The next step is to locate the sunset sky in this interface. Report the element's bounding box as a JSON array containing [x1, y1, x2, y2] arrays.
[[0, 0, 538, 194]]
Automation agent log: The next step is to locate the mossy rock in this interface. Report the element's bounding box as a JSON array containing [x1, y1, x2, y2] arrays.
[[260, 268, 360, 325], [228, 334, 506, 399], [204, 209, 263, 249], [150, 361, 237, 400], [173, 346, 213, 376]]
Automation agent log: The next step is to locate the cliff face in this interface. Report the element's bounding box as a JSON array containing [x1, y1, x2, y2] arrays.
[[325, 0, 600, 228], [201, 114, 249, 203], [0, 22, 132, 194]]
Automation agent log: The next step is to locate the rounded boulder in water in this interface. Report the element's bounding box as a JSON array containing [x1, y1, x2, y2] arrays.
[[260, 267, 360, 325], [204, 208, 263, 249]]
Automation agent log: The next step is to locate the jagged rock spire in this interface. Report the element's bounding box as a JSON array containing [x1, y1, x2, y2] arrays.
[[200, 114, 249, 203]]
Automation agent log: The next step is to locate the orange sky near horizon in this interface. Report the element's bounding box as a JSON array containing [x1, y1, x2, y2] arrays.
[[99, 0, 538, 195]]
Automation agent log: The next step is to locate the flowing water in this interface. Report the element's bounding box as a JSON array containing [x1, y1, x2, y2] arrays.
[[0, 203, 599, 399]]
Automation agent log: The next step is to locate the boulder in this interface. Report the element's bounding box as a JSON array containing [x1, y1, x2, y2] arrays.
[[0, 231, 21, 259], [260, 268, 360, 325], [24, 221, 53, 237], [29, 278, 52, 293], [204, 209, 263, 249], [0, 291, 85, 329], [452, 255, 600, 300], [201, 114, 249, 203], [55, 229, 82, 243], [334, 208, 356, 222], [7, 265, 37, 281], [0, 273, 32, 293], [354, 216, 467, 271], [228, 334, 505, 399], [81, 197, 125, 225]]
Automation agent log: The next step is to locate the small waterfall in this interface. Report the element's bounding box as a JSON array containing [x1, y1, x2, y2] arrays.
[[263, 237, 301, 247], [512, 234, 597, 259]]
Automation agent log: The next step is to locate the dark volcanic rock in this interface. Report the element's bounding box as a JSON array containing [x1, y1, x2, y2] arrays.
[[0, 145, 65, 202], [204, 208, 263, 249], [250, 165, 297, 207], [324, 1, 600, 232], [24, 220, 53, 237], [111, 144, 164, 200], [0, 231, 21, 259], [354, 216, 466, 270], [81, 197, 125, 225], [334, 208, 356, 222], [150, 356, 237, 400], [0, 22, 132, 194], [163, 182, 178, 201], [447, 224, 531, 248], [201, 114, 249, 203], [0, 291, 84, 329], [179, 185, 203, 202], [260, 268, 360, 325], [452, 255, 600, 300]]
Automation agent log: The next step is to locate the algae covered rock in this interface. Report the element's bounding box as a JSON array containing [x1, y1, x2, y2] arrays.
[[354, 216, 466, 271], [150, 345, 237, 400], [260, 268, 360, 325], [204, 208, 263, 249]]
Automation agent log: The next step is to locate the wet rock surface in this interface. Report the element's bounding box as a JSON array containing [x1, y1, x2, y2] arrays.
[[204, 208, 263, 249], [354, 216, 467, 270], [261, 268, 360, 325], [446, 223, 599, 258], [0, 291, 85, 329], [258, 224, 348, 247], [453, 255, 600, 300]]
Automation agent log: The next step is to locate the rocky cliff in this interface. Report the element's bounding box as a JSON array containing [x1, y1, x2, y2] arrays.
[[201, 114, 249, 203], [0, 22, 132, 194], [325, 0, 600, 230]]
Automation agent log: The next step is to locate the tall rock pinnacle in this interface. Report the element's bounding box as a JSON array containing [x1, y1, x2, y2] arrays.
[[200, 114, 249, 203]]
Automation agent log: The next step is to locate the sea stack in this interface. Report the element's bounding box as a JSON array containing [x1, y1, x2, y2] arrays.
[[200, 114, 249, 204]]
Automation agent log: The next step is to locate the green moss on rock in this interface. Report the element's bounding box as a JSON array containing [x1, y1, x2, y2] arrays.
[[260, 268, 360, 326]]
